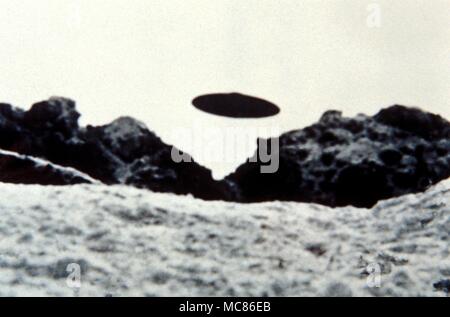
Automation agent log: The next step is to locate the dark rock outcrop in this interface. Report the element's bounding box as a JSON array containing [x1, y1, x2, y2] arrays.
[[1, 97, 449, 208], [226, 106, 450, 208], [0, 149, 95, 185], [0, 97, 227, 200]]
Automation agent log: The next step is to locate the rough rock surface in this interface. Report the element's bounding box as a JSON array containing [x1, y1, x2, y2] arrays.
[[0, 149, 97, 185], [0, 180, 448, 296], [227, 106, 450, 207], [0, 97, 227, 200], [1, 97, 449, 207]]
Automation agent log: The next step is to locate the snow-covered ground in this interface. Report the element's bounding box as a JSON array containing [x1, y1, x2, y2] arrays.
[[0, 180, 448, 297]]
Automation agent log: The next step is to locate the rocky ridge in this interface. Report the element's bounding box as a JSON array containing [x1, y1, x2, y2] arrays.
[[0, 97, 227, 200], [227, 106, 450, 207], [1, 97, 449, 208]]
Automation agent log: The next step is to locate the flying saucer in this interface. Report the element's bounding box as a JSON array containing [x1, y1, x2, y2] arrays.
[[192, 93, 280, 118]]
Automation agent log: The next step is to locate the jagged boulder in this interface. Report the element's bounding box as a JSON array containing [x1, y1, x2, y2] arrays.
[[0, 97, 228, 200], [80, 117, 228, 200], [0, 98, 118, 183], [226, 106, 450, 207], [23, 97, 80, 137], [87, 116, 164, 162]]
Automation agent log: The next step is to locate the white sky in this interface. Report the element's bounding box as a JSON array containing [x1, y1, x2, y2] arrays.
[[0, 0, 449, 178]]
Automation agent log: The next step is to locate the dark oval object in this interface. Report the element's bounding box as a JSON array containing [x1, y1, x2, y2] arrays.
[[192, 93, 280, 118]]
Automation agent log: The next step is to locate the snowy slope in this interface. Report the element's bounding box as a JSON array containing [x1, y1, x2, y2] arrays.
[[0, 180, 448, 297]]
